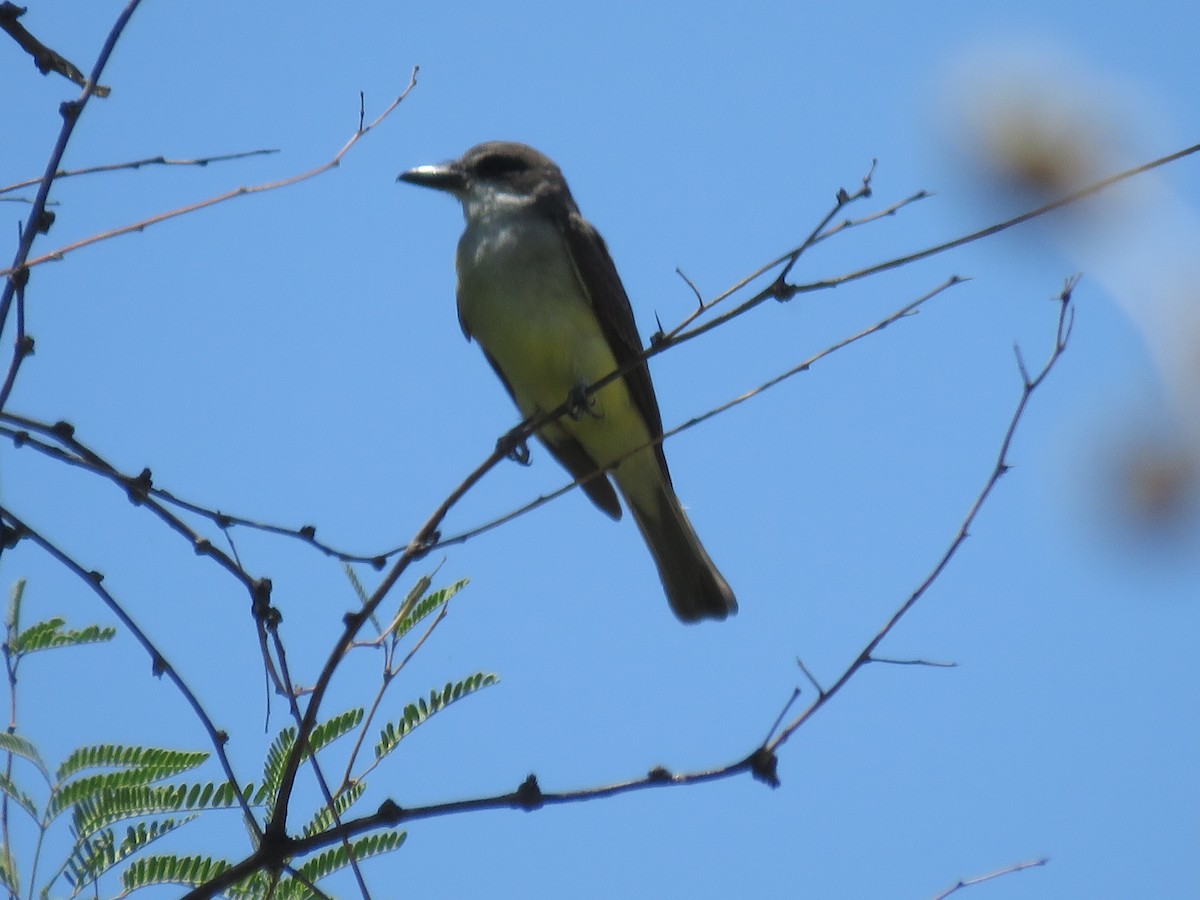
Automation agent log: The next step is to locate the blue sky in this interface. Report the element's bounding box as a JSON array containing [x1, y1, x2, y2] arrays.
[[3, 1, 1198, 898]]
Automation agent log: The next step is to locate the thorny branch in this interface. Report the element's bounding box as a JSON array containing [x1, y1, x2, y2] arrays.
[[1, 5, 421, 888], [0, 0, 143, 413], [0, 148, 280, 198], [0, 506, 261, 836]]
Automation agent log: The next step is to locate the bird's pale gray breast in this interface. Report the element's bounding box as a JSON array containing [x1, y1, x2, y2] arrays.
[[456, 211, 595, 347], [454, 209, 616, 422]]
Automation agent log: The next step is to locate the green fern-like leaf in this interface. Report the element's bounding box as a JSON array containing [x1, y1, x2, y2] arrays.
[[290, 829, 406, 887], [375, 671, 498, 761], [389, 577, 468, 641], [6, 579, 25, 633], [343, 564, 370, 606], [11, 617, 63, 650], [56, 744, 208, 782], [0, 770, 38, 819], [67, 817, 194, 890], [259, 725, 297, 807], [384, 573, 432, 636], [48, 751, 210, 822], [118, 818, 189, 859], [71, 781, 251, 839], [302, 781, 366, 837], [258, 708, 362, 810], [309, 708, 364, 756], [120, 853, 232, 892], [0, 732, 50, 781], [221, 870, 280, 900], [0, 847, 18, 896], [66, 828, 114, 889], [11, 619, 116, 655]]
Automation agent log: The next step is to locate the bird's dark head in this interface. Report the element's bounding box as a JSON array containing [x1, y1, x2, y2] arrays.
[[398, 142, 571, 215]]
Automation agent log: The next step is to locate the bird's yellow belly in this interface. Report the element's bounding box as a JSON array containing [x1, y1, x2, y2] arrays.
[[457, 226, 649, 468]]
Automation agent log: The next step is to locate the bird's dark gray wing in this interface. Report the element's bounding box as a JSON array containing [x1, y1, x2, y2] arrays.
[[556, 210, 671, 485]]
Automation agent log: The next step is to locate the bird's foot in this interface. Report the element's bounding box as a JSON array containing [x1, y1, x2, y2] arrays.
[[497, 430, 532, 466], [566, 385, 601, 420]]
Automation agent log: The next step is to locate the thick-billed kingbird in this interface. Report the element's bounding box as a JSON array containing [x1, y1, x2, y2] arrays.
[[399, 142, 737, 623]]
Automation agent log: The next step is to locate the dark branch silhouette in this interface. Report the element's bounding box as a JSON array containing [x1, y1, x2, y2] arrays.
[[0, 1, 111, 95]]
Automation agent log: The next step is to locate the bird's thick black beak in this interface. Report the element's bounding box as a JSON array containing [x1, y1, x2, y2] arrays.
[[397, 162, 467, 193]]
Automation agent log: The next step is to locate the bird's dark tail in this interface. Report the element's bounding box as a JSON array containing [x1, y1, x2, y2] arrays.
[[625, 475, 737, 623]]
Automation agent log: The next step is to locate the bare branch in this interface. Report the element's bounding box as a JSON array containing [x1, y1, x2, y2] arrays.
[[673, 266, 706, 309], [0, 68, 419, 280], [0, 2, 111, 96], [0, 505, 260, 836], [659, 142, 1200, 360], [931, 856, 1049, 900], [262, 609, 372, 898], [0, 0, 145, 416], [767, 286, 1076, 753], [0, 414, 290, 703], [0, 148, 280, 197], [763, 687, 802, 745], [794, 657, 825, 697], [813, 189, 931, 245], [869, 656, 958, 668], [666, 157, 881, 340], [0, 415, 259, 592]]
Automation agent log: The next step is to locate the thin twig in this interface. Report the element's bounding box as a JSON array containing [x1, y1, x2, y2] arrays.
[[0, 69, 419, 279], [674, 267, 705, 308], [767, 281, 1077, 753], [0, 0, 144, 413], [431, 276, 963, 551], [813, 189, 931, 245], [664, 157, 879, 340], [344, 600, 452, 787], [794, 658, 824, 698], [0, 149, 280, 197], [869, 656, 958, 668], [931, 856, 1049, 900]]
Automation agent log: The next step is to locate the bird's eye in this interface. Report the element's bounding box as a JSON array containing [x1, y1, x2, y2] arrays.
[[473, 154, 528, 179]]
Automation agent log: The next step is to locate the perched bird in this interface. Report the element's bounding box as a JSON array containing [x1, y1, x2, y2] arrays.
[[399, 142, 736, 622]]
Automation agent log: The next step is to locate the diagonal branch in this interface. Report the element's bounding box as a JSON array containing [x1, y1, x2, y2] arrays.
[[0, 2, 110, 96], [0, 0, 145, 418], [0, 506, 261, 838], [0, 413, 289, 701], [931, 856, 1049, 899], [431, 276, 964, 551], [767, 277, 1078, 753]]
